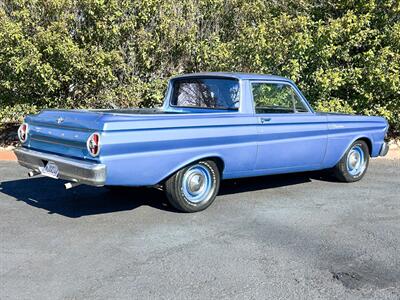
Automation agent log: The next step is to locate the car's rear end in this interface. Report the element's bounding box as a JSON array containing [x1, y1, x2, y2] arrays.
[[14, 110, 107, 187], [14, 104, 252, 190], [14, 73, 248, 190]]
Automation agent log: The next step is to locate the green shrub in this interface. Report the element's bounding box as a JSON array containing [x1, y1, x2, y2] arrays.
[[0, 0, 399, 136], [314, 98, 356, 115], [0, 103, 38, 124]]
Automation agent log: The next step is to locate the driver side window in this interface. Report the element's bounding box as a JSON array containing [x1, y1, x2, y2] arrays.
[[252, 82, 308, 114]]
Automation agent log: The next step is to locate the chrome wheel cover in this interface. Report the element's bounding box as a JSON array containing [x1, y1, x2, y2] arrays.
[[182, 164, 214, 204], [346, 145, 366, 176]]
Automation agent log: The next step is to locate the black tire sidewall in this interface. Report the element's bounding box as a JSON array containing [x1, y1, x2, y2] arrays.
[[167, 160, 220, 212], [337, 140, 369, 182]]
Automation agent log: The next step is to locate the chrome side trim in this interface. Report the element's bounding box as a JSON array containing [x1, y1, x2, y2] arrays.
[[379, 142, 389, 157], [14, 148, 106, 186]]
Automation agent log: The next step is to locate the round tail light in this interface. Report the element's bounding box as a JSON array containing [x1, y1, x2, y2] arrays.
[[87, 132, 101, 157], [18, 123, 29, 143]]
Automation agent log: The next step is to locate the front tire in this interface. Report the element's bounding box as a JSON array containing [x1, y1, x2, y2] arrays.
[[333, 140, 370, 182], [164, 160, 220, 213]]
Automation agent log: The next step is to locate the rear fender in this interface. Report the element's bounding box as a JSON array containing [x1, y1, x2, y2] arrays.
[[332, 135, 373, 166], [159, 154, 225, 183]]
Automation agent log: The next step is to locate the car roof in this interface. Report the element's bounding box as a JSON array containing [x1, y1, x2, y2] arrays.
[[171, 72, 292, 82]]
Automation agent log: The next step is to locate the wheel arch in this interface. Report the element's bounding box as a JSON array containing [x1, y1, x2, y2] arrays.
[[159, 154, 225, 184], [333, 136, 373, 167], [357, 137, 372, 156]]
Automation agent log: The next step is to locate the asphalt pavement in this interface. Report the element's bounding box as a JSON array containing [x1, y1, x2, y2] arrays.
[[1, 159, 399, 299]]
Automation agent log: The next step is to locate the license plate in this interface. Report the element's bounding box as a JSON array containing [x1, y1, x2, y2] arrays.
[[39, 161, 59, 179]]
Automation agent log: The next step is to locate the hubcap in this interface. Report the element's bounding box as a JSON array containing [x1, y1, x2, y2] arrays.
[[182, 164, 214, 204], [346, 145, 366, 176], [188, 174, 204, 193]]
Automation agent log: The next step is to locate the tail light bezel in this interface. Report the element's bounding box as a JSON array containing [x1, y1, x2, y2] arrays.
[[18, 123, 29, 143], [87, 132, 101, 157]]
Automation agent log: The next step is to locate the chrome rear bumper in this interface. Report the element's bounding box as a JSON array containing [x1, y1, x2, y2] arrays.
[[14, 147, 106, 186]]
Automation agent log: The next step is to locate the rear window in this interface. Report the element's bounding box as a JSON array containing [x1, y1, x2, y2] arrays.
[[170, 78, 240, 110]]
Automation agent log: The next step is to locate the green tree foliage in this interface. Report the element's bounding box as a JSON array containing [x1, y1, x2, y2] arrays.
[[0, 0, 399, 134]]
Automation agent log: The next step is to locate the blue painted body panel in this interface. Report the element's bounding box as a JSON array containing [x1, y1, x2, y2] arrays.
[[22, 72, 389, 186]]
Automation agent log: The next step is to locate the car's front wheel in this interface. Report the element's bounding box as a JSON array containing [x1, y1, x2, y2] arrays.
[[164, 160, 220, 212], [333, 140, 370, 182]]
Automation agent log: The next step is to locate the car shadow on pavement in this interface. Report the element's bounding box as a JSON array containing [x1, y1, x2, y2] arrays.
[[0, 177, 174, 218], [0, 170, 334, 218], [219, 172, 314, 196]]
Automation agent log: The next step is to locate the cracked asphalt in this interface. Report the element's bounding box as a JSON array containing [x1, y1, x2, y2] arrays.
[[1, 158, 399, 299]]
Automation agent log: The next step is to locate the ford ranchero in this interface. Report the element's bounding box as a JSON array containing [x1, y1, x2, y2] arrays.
[[15, 73, 389, 212]]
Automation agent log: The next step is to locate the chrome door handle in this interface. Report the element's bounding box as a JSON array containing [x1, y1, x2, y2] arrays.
[[260, 117, 271, 124]]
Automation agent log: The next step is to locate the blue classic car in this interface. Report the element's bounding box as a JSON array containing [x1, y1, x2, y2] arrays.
[[15, 73, 389, 212]]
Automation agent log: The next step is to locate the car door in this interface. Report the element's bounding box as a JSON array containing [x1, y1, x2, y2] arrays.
[[252, 81, 328, 171]]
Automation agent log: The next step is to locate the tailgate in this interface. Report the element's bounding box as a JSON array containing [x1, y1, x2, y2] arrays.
[[25, 110, 103, 160]]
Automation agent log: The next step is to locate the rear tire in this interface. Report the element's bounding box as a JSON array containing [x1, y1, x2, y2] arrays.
[[164, 160, 220, 213], [333, 140, 369, 182]]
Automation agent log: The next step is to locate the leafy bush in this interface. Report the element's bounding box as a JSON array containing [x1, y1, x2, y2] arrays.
[[0, 103, 38, 124], [0, 0, 399, 136]]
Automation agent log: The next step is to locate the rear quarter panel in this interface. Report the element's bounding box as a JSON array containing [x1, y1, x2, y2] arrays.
[[323, 114, 388, 168], [100, 114, 258, 186]]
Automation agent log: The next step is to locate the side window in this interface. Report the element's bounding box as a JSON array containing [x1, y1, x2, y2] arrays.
[[252, 82, 308, 114]]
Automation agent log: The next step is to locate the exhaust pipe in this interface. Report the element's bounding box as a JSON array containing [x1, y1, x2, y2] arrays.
[[28, 170, 40, 177], [65, 182, 80, 189], [27, 169, 80, 190]]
